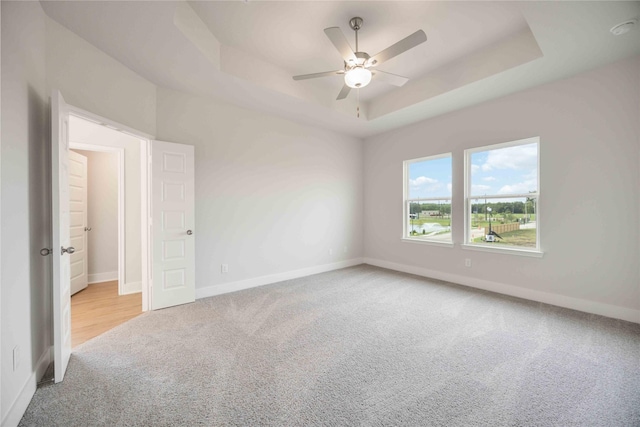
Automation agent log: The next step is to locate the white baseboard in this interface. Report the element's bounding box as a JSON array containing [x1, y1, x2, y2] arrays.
[[196, 258, 364, 300], [88, 271, 117, 284], [120, 281, 141, 295], [1, 347, 51, 427], [36, 346, 52, 384], [363, 257, 640, 324]]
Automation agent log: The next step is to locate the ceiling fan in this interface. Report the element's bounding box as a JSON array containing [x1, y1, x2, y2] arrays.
[[293, 17, 427, 100]]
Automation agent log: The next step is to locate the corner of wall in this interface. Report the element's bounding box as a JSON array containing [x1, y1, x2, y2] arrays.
[[1, 347, 51, 427]]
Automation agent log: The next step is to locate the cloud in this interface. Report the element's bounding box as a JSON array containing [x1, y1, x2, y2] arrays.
[[410, 176, 438, 187], [447, 183, 452, 192], [482, 176, 496, 182], [472, 184, 491, 193], [471, 164, 480, 173], [410, 176, 446, 197], [479, 143, 537, 172], [498, 179, 537, 195]]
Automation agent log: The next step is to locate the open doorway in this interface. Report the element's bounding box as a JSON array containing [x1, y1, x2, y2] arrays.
[[67, 114, 147, 348], [51, 90, 196, 383]]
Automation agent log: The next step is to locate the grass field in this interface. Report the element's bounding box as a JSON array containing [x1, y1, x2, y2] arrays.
[[471, 214, 536, 228], [410, 218, 451, 226], [473, 228, 536, 248]]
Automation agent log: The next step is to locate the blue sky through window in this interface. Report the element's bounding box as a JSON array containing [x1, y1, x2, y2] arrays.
[[407, 142, 537, 200], [408, 156, 452, 199], [471, 142, 538, 197]]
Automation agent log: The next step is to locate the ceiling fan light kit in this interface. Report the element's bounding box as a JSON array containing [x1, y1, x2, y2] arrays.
[[345, 67, 372, 88], [292, 16, 428, 109]]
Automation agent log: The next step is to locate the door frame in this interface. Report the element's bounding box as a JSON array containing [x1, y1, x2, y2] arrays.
[[69, 143, 126, 295], [66, 104, 153, 312]]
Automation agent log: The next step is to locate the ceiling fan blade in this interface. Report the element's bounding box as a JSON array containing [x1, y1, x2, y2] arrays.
[[293, 70, 344, 81], [372, 70, 409, 87], [336, 84, 351, 100], [370, 30, 427, 66], [324, 27, 357, 63]]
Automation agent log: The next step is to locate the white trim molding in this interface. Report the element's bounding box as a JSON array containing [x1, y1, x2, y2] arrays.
[[121, 281, 142, 295], [87, 271, 118, 284], [1, 347, 51, 427], [196, 258, 364, 300], [461, 243, 543, 258], [401, 238, 454, 248], [363, 257, 640, 324], [66, 108, 152, 310], [69, 142, 127, 296], [68, 106, 154, 141]]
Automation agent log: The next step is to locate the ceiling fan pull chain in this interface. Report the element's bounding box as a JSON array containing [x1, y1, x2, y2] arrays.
[[357, 88, 360, 118]]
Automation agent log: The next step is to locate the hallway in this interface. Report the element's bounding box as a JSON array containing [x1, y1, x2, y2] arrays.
[[71, 281, 142, 347]]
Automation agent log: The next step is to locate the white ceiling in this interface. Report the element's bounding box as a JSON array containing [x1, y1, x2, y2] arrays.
[[41, 1, 640, 138], [190, 1, 529, 102]]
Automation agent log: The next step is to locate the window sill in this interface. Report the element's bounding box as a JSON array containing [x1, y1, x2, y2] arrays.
[[461, 243, 544, 258], [401, 238, 454, 248]]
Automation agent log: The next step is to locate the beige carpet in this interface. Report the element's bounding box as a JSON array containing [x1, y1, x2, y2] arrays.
[[20, 265, 640, 426]]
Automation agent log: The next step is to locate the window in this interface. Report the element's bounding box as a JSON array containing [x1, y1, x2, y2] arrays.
[[465, 137, 540, 253], [403, 153, 452, 244]]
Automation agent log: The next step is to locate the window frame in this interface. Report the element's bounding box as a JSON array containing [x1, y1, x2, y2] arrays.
[[463, 137, 542, 257], [402, 152, 454, 247]]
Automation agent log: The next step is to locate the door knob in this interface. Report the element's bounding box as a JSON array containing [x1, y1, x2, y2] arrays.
[[61, 246, 75, 255], [40, 248, 52, 256], [84, 227, 92, 231], [186, 230, 193, 235]]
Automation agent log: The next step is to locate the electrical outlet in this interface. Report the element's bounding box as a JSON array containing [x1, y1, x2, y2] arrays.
[[221, 264, 229, 274], [13, 346, 20, 372], [465, 259, 472, 268], [328, 248, 333, 256]]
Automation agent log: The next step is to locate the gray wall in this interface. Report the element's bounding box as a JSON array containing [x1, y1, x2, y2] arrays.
[[156, 87, 364, 293], [1, 1, 49, 423], [1, 4, 157, 423], [45, 17, 156, 136], [73, 150, 119, 281], [363, 55, 640, 317]]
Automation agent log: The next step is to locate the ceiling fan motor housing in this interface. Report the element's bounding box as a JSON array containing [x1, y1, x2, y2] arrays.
[[346, 52, 371, 69], [349, 17, 363, 31]]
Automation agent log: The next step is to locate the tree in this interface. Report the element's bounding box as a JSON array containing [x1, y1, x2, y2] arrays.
[[504, 209, 513, 223], [525, 194, 536, 220]]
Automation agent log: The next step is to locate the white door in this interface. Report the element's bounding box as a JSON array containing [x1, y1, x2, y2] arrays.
[[151, 140, 195, 310], [52, 90, 72, 383], [69, 150, 88, 295]]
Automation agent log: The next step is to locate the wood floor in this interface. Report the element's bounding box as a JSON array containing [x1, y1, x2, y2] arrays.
[[71, 281, 142, 348]]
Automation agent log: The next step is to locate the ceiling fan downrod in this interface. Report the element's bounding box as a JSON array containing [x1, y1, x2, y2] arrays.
[[349, 17, 363, 52], [349, 17, 365, 119]]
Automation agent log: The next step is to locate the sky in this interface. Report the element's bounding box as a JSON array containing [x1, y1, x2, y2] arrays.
[[471, 142, 538, 197], [408, 142, 538, 200], [408, 156, 452, 199]]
